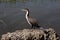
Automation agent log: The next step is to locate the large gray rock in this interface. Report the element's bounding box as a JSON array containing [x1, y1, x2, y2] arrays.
[[1, 28, 60, 40]]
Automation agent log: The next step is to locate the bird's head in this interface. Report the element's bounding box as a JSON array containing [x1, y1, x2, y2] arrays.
[[21, 8, 29, 12]]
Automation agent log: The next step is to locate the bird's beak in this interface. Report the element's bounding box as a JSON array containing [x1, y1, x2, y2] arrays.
[[21, 9, 25, 11]]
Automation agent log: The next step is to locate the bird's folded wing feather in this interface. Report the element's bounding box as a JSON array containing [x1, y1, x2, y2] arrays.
[[28, 16, 38, 24]]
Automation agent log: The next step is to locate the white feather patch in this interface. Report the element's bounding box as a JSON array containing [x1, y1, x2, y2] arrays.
[[25, 11, 31, 25]]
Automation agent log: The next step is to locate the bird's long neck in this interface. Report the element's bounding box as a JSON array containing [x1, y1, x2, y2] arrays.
[[25, 10, 31, 25], [26, 10, 29, 17]]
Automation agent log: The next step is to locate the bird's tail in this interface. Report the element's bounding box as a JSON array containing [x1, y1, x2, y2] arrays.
[[37, 25, 40, 27], [34, 23, 41, 28]]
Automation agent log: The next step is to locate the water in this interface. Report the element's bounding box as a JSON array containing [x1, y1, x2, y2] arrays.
[[0, 0, 60, 39]]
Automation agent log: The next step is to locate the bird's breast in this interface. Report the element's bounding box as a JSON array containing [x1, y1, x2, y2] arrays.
[[25, 16, 31, 26]]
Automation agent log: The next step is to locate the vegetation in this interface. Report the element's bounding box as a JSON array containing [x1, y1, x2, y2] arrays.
[[0, 0, 16, 3], [0, 0, 59, 3]]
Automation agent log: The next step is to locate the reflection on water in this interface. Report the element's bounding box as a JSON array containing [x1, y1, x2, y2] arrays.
[[0, 0, 60, 39]]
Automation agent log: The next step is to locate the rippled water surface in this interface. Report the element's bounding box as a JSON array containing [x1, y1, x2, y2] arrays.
[[0, 0, 60, 39]]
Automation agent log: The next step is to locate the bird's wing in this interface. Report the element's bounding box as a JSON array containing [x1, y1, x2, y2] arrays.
[[28, 16, 38, 24]]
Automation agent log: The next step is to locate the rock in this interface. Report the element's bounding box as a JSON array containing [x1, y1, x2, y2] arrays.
[[1, 28, 60, 40]]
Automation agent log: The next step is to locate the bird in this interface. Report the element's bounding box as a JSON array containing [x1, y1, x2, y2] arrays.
[[21, 8, 40, 29]]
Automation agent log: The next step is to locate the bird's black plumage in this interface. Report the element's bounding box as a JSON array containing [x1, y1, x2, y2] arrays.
[[28, 16, 40, 28]]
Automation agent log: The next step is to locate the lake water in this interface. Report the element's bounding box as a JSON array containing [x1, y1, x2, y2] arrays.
[[0, 0, 60, 39]]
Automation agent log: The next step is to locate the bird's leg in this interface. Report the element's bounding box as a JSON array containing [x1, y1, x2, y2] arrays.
[[31, 25, 33, 29], [31, 25, 34, 29], [32, 25, 36, 29]]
